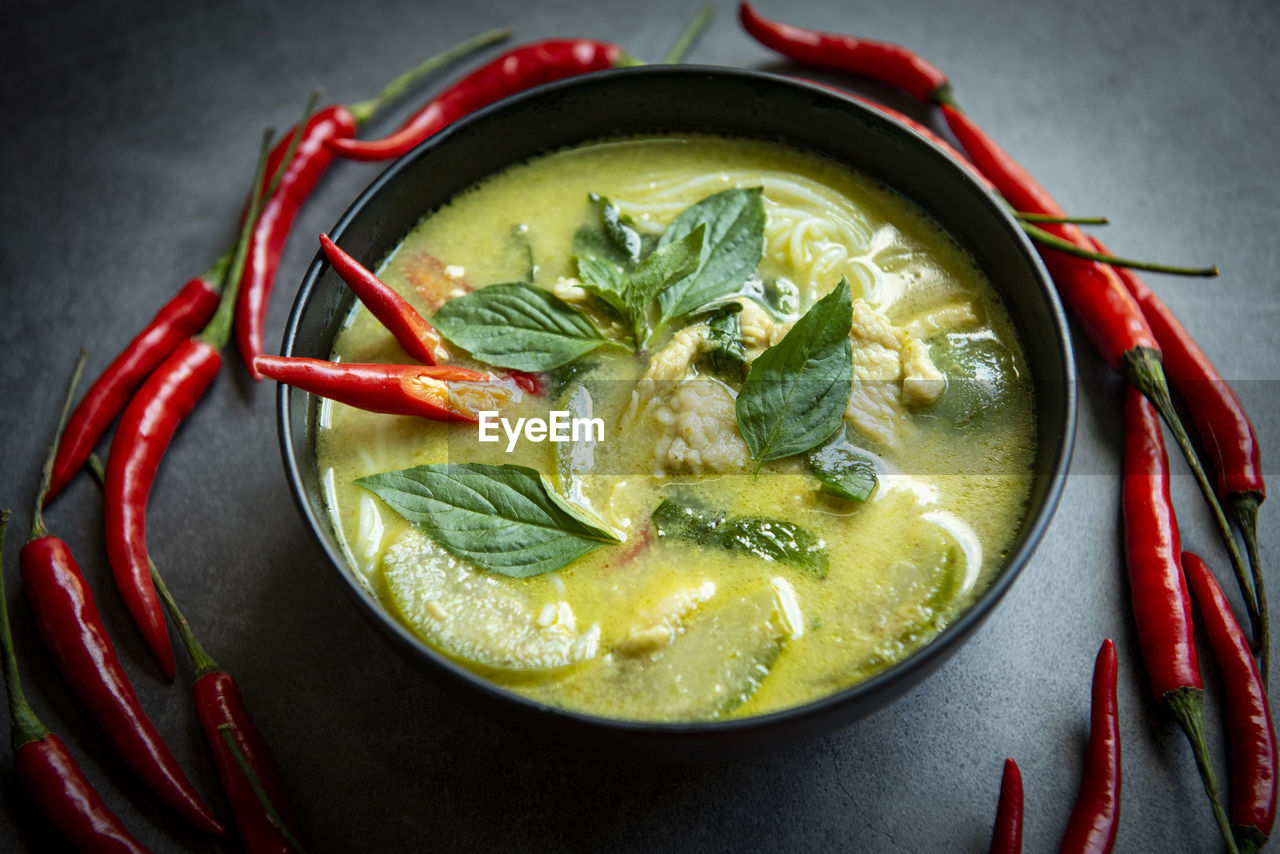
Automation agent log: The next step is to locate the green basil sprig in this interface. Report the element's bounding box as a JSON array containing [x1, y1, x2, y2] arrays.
[[357, 463, 620, 578], [654, 187, 766, 327], [735, 277, 854, 463]]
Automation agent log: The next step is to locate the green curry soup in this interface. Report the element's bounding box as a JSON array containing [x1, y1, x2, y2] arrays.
[[316, 136, 1036, 721]]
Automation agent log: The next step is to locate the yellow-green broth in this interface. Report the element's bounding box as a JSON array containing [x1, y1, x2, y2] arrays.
[[316, 135, 1036, 721]]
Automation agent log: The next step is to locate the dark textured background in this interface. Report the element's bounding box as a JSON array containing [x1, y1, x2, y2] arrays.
[[2, 1, 1277, 851]]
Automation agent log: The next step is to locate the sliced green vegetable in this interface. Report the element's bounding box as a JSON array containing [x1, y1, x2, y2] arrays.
[[652, 496, 828, 578], [430, 282, 619, 371], [602, 587, 785, 719], [927, 332, 1020, 428], [655, 187, 766, 323], [763, 278, 801, 316], [735, 278, 854, 463], [806, 434, 878, 502], [357, 463, 620, 578]]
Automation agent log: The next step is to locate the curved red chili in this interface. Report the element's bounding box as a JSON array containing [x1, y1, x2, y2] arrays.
[[1097, 236, 1268, 683], [938, 100, 1256, 639], [1123, 388, 1237, 850], [103, 338, 222, 679], [319, 233, 444, 365], [46, 273, 220, 502], [254, 354, 500, 422], [237, 105, 357, 380], [1184, 551, 1277, 854], [738, 3, 948, 102], [20, 535, 223, 834], [102, 130, 274, 679], [327, 39, 629, 162], [0, 513, 152, 854], [989, 757, 1023, 854], [1057, 639, 1120, 854]]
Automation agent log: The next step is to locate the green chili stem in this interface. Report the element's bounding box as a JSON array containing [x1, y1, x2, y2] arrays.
[[87, 455, 219, 676], [662, 4, 715, 64], [199, 127, 276, 350], [217, 726, 308, 852], [346, 28, 512, 125], [1125, 350, 1260, 634], [1014, 211, 1109, 226], [31, 352, 86, 539], [1166, 688, 1240, 854], [1230, 496, 1269, 687], [0, 511, 49, 748], [1023, 221, 1218, 277]]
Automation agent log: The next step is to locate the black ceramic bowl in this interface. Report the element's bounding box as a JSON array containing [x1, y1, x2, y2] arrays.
[[277, 66, 1076, 759]]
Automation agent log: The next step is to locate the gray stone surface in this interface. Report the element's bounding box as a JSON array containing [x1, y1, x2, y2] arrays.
[[1, 0, 1276, 850]]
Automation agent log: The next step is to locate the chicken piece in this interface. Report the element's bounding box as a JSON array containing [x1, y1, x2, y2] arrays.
[[842, 299, 946, 447], [614, 581, 717, 657], [651, 380, 750, 474], [900, 298, 980, 340], [737, 299, 792, 353]]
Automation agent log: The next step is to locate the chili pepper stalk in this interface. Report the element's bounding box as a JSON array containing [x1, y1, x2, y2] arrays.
[[25, 354, 224, 833], [1, 511, 153, 853], [1185, 552, 1277, 854]]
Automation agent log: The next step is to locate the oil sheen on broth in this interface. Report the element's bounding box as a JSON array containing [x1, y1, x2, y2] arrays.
[[316, 136, 1035, 721]]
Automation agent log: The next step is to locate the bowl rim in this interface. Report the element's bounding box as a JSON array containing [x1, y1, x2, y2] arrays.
[[278, 64, 1077, 740]]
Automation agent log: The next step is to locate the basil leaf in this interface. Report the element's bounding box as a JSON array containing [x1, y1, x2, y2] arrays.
[[357, 463, 619, 578], [626, 224, 705, 343], [651, 496, 828, 578], [806, 436, 878, 502], [431, 282, 614, 372], [736, 278, 854, 463], [593, 193, 643, 264], [656, 187, 765, 322], [574, 254, 628, 318]]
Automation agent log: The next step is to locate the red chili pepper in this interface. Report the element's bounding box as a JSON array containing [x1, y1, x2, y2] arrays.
[[1123, 387, 1238, 851], [327, 39, 631, 163], [1057, 639, 1120, 854], [195, 671, 299, 854], [938, 99, 1257, 642], [233, 31, 512, 379], [1095, 236, 1269, 683], [319, 233, 444, 365], [254, 355, 505, 423], [20, 537, 223, 834], [237, 105, 356, 381], [1, 513, 152, 854], [738, 3, 949, 102], [99, 510, 304, 854], [103, 338, 222, 679], [102, 129, 276, 679], [1184, 551, 1277, 854], [989, 757, 1023, 854], [46, 272, 221, 502]]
